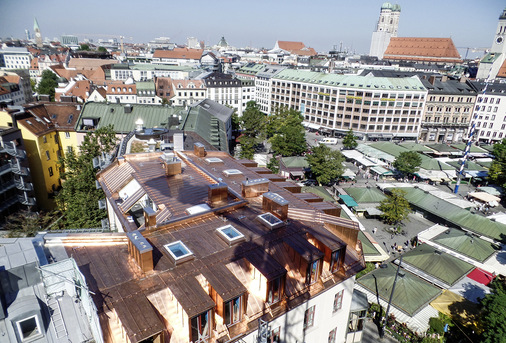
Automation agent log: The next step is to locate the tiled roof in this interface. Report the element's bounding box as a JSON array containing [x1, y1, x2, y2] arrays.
[[67, 58, 116, 70], [153, 48, 203, 60], [384, 37, 462, 63], [276, 41, 317, 56], [497, 59, 506, 78], [50, 65, 107, 83], [106, 82, 136, 95], [55, 80, 92, 101]]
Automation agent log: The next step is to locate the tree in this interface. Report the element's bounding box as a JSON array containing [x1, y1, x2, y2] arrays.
[[488, 139, 506, 190], [238, 135, 255, 160], [393, 151, 422, 175], [342, 129, 358, 150], [266, 156, 280, 174], [79, 43, 90, 51], [57, 125, 117, 228], [378, 188, 411, 226], [98, 46, 107, 52], [241, 101, 265, 138], [480, 277, 506, 343], [268, 108, 306, 156], [36, 69, 58, 101], [306, 144, 345, 185], [3, 210, 62, 237]]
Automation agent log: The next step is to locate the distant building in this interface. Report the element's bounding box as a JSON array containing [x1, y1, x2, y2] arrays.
[[383, 37, 462, 65], [187, 36, 201, 49], [0, 47, 31, 70], [0, 75, 26, 105], [271, 41, 317, 57], [476, 8, 506, 80], [33, 17, 43, 48], [60, 35, 79, 47], [152, 48, 203, 67], [369, 2, 401, 59]]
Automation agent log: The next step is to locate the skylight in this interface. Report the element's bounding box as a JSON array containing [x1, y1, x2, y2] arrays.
[[164, 241, 194, 263], [216, 225, 245, 245], [185, 203, 211, 215], [205, 157, 223, 164], [223, 169, 243, 177], [257, 213, 285, 230]]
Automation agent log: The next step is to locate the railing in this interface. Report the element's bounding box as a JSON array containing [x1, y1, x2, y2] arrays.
[[2, 141, 26, 159], [10, 162, 29, 176], [14, 179, 33, 191], [0, 163, 12, 174], [18, 194, 36, 206]]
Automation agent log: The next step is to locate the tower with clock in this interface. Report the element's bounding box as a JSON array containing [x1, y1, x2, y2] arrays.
[[34, 17, 43, 48], [477, 8, 506, 79]]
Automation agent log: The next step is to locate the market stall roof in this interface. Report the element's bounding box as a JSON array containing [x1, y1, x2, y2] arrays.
[[432, 228, 498, 263], [355, 144, 395, 163], [339, 195, 358, 207], [341, 149, 386, 167], [430, 290, 481, 323], [400, 244, 474, 287], [475, 159, 493, 168], [468, 192, 501, 204], [451, 144, 488, 154], [357, 263, 442, 317], [365, 207, 383, 216], [302, 186, 335, 202], [426, 144, 460, 154], [446, 160, 488, 172], [346, 187, 386, 203], [358, 231, 383, 258], [370, 166, 395, 176], [478, 186, 502, 196], [449, 276, 491, 303], [342, 168, 356, 179], [398, 142, 433, 152], [467, 268, 496, 286]]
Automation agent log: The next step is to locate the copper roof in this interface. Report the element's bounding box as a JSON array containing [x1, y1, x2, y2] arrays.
[[497, 59, 506, 78], [67, 150, 364, 342], [276, 41, 317, 56], [153, 48, 203, 60], [384, 37, 462, 63]]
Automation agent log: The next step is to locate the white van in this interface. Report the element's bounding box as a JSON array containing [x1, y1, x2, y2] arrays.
[[320, 138, 338, 145]]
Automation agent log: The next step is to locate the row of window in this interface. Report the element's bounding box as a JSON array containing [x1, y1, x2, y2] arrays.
[[477, 97, 501, 104]]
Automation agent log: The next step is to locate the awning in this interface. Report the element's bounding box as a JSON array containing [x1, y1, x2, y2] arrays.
[[467, 268, 496, 286], [290, 170, 305, 177], [468, 192, 501, 204], [307, 123, 320, 129], [365, 207, 383, 216], [370, 166, 394, 176], [339, 195, 358, 207]]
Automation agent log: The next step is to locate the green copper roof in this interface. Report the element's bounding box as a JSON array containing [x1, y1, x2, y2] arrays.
[[446, 160, 487, 172], [450, 144, 487, 153], [358, 263, 441, 316], [273, 69, 426, 91], [238, 64, 266, 76], [33, 17, 40, 31], [77, 102, 184, 133], [401, 244, 474, 286], [302, 186, 335, 202], [182, 105, 228, 152], [388, 187, 506, 242], [369, 142, 453, 170], [281, 156, 309, 168], [358, 231, 382, 257], [432, 229, 498, 263], [480, 52, 502, 64], [398, 142, 432, 152], [136, 81, 155, 91], [345, 187, 386, 203]]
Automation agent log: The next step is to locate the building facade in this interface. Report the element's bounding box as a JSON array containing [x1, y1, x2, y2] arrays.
[[270, 69, 427, 141], [476, 7, 506, 80]]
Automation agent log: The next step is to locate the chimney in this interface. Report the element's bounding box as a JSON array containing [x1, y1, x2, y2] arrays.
[[262, 191, 289, 221], [441, 75, 448, 82], [241, 178, 269, 198], [208, 182, 228, 207], [164, 158, 182, 176], [143, 206, 157, 229], [428, 75, 437, 85], [126, 230, 153, 272], [194, 142, 206, 157], [460, 76, 467, 83], [124, 104, 132, 113]]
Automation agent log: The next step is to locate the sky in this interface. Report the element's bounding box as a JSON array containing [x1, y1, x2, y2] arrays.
[[0, 0, 504, 57]]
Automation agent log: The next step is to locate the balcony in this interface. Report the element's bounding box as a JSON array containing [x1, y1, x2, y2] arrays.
[[18, 194, 36, 206], [10, 162, 29, 176], [15, 179, 33, 191], [2, 141, 26, 159], [0, 163, 12, 175]]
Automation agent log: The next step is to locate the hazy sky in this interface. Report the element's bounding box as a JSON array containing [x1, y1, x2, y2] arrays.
[[0, 0, 504, 56]]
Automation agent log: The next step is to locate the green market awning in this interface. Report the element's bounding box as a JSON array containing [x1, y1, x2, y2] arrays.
[[339, 195, 358, 207]]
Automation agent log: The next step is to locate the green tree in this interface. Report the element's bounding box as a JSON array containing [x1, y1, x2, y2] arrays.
[[378, 188, 411, 226], [36, 69, 58, 100], [241, 101, 265, 138], [306, 144, 345, 185], [268, 108, 306, 156], [79, 43, 90, 51], [98, 46, 107, 52], [488, 139, 506, 190], [57, 125, 117, 228], [342, 129, 358, 150], [267, 156, 280, 174], [480, 277, 506, 343], [238, 135, 255, 160], [161, 97, 169, 105], [3, 210, 62, 237], [393, 151, 422, 175]]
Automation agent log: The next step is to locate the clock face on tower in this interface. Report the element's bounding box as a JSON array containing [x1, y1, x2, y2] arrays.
[[497, 36, 504, 44]]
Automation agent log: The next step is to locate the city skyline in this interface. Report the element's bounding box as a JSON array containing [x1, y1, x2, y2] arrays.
[[0, 0, 504, 56]]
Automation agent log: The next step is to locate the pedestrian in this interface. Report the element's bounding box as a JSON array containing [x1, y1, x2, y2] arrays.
[[372, 227, 377, 234]]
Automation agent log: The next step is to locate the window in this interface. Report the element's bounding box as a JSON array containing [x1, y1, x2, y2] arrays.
[[267, 277, 282, 304], [65, 132, 71, 139], [48, 166, 53, 177], [269, 327, 281, 343], [191, 311, 210, 342], [224, 296, 241, 326], [330, 250, 342, 273], [333, 290, 344, 312], [45, 150, 50, 160], [328, 328, 337, 343], [303, 305, 315, 329], [43, 135, 47, 143], [16, 316, 42, 341], [307, 260, 320, 285]]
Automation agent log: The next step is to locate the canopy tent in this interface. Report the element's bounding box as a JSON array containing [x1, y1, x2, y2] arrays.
[[478, 186, 502, 196], [468, 192, 501, 204], [342, 168, 356, 179], [341, 149, 386, 167], [430, 290, 481, 325], [370, 166, 394, 176]]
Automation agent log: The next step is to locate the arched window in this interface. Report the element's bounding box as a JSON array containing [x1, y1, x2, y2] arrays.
[[112, 87, 115, 92]]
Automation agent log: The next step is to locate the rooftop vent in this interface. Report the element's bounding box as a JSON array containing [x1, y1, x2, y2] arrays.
[[262, 192, 289, 221], [257, 212, 285, 230], [163, 157, 181, 176], [205, 157, 224, 164], [164, 240, 194, 265], [143, 206, 157, 230], [124, 104, 132, 113], [241, 177, 269, 198], [194, 142, 206, 157], [216, 224, 245, 245], [208, 182, 228, 207]]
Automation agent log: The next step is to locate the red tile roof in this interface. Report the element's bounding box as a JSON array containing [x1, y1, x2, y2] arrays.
[[55, 80, 92, 102], [276, 41, 317, 56], [153, 48, 203, 60], [497, 59, 506, 78], [384, 37, 462, 63]]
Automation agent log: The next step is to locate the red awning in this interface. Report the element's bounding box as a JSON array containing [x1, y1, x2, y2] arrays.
[[467, 268, 495, 286]]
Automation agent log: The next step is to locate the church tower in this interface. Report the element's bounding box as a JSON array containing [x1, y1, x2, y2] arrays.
[[477, 8, 506, 80], [33, 17, 43, 48], [369, 3, 401, 59]]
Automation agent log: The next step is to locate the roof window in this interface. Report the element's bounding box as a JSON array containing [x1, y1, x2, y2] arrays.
[[216, 225, 245, 245], [205, 157, 224, 164], [164, 241, 194, 264], [185, 203, 211, 215], [223, 169, 243, 177], [257, 212, 285, 230]]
